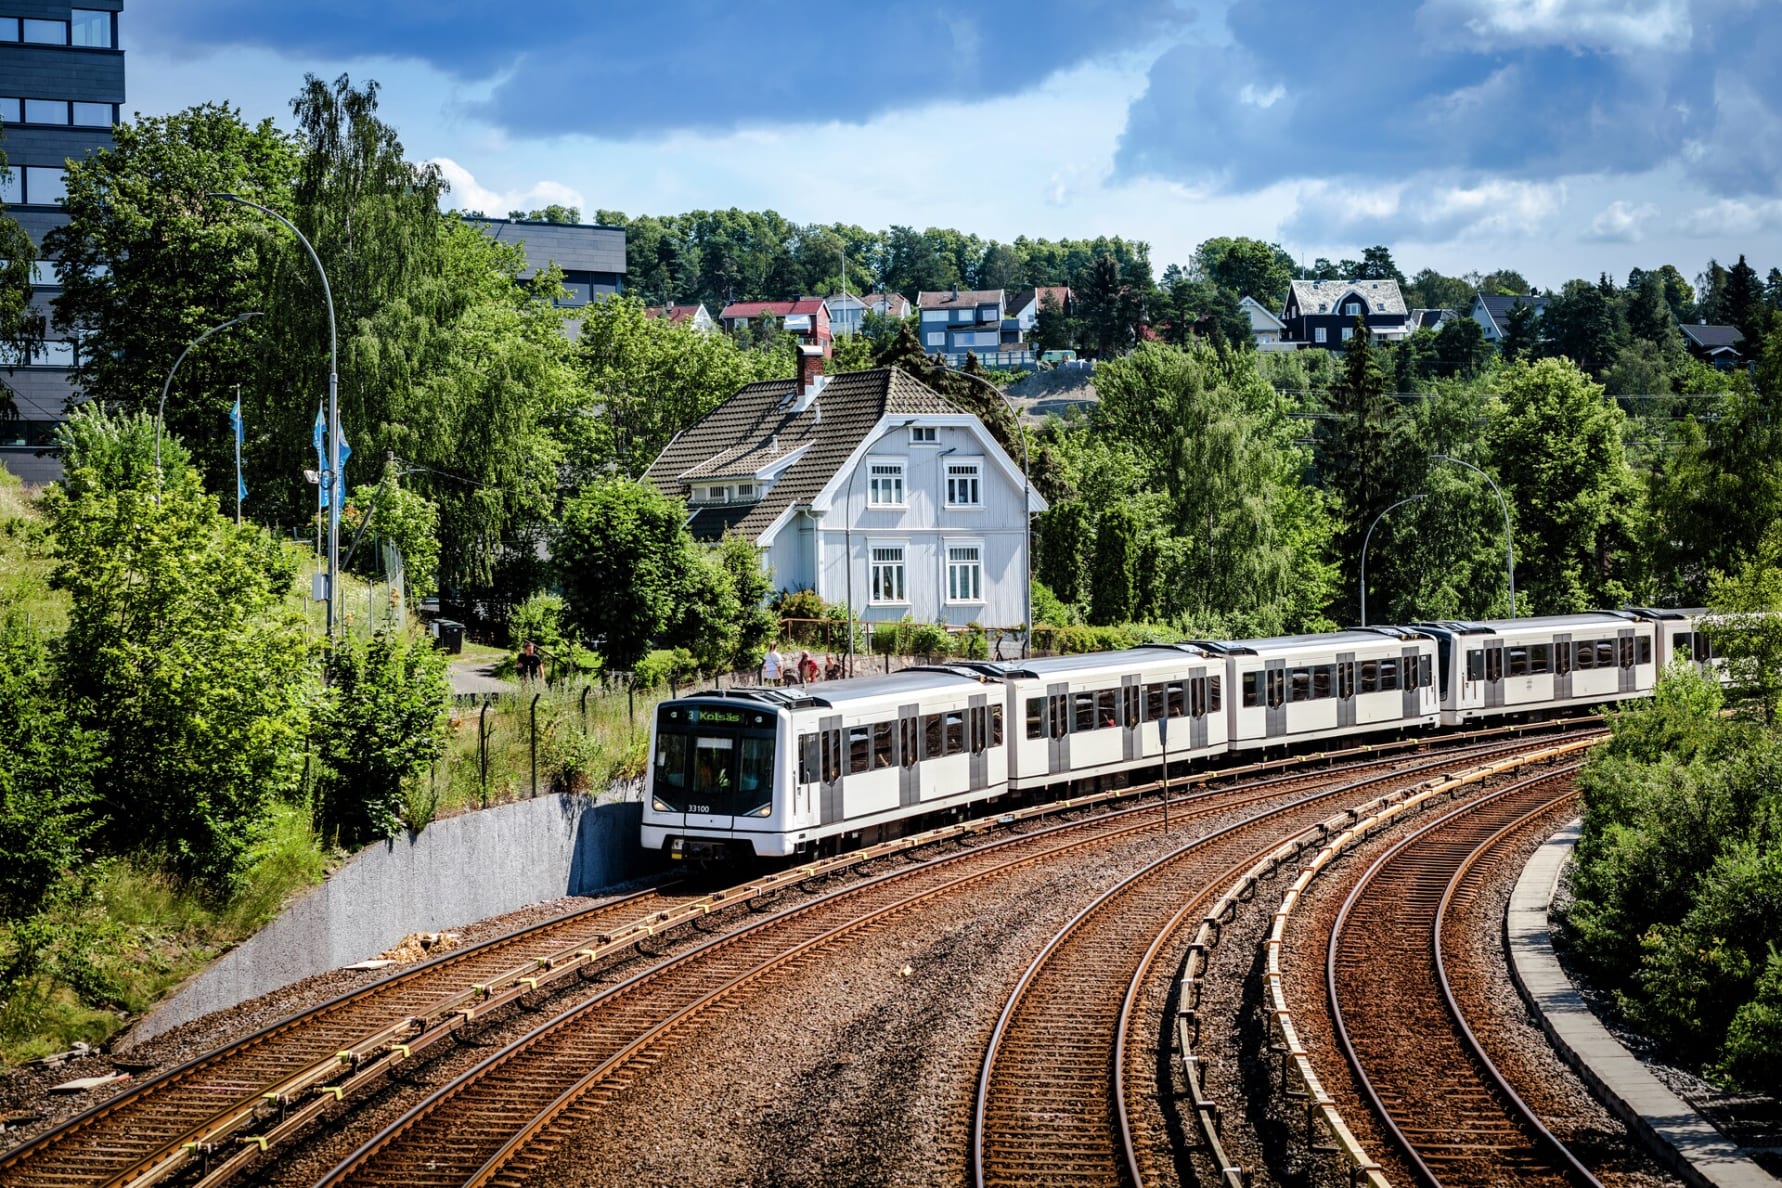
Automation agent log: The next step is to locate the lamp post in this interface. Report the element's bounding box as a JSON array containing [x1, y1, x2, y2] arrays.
[[932, 364, 1034, 658], [212, 192, 341, 636], [1359, 493, 1426, 626], [155, 311, 263, 478], [1432, 453, 1516, 617]]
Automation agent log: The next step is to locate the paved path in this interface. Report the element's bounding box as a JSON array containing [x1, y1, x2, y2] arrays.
[[448, 657, 517, 698], [1508, 821, 1778, 1188]]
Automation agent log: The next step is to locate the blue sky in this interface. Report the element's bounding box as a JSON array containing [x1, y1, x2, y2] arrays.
[[124, 0, 1782, 290]]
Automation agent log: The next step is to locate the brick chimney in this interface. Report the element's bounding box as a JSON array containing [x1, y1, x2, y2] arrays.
[[793, 344, 828, 412]]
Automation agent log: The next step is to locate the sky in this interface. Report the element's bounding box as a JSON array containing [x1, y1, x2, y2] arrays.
[[122, 0, 1782, 292]]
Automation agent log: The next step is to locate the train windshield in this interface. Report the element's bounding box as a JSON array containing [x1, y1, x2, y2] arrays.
[[652, 703, 776, 818]]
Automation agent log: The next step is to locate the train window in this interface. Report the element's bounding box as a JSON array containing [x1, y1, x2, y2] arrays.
[[945, 711, 966, 754], [1124, 687, 1141, 728], [848, 726, 871, 775], [1312, 666, 1332, 700], [737, 737, 774, 812], [1339, 662, 1355, 700], [1053, 695, 1069, 738], [1420, 655, 1432, 689], [1507, 648, 1528, 677], [990, 705, 1004, 747], [901, 719, 919, 768], [1466, 650, 1484, 682], [1266, 670, 1285, 709], [924, 714, 943, 759], [1209, 676, 1222, 712], [1637, 637, 1652, 665], [1145, 684, 1165, 721], [1287, 668, 1311, 703], [1073, 693, 1096, 732], [1694, 633, 1715, 662], [1530, 644, 1550, 674], [1574, 641, 1594, 670], [969, 708, 986, 754], [655, 733, 689, 790], [1595, 641, 1615, 668], [1383, 658, 1402, 691], [1556, 643, 1572, 675], [798, 734, 818, 783], [1190, 678, 1205, 719], [1619, 637, 1634, 669], [1360, 661, 1379, 694], [1096, 689, 1118, 729], [1026, 697, 1046, 739], [872, 722, 895, 770], [1485, 649, 1502, 682], [821, 731, 840, 783], [1242, 672, 1263, 709], [1167, 681, 1186, 718]]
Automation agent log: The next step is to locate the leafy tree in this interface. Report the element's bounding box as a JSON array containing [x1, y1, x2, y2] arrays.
[[1429, 316, 1492, 378], [1766, 267, 1782, 311], [1485, 358, 1638, 613], [1355, 245, 1405, 284], [1702, 524, 1782, 724], [1626, 270, 1683, 351], [1158, 278, 1249, 349], [1543, 279, 1623, 376], [507, 203, 580, 224], [41, 408, 312, 886], [1478, 269, 1533, 297], [314, 627, 449, 844], [1030, 289, 1079, 354], [711, 535, 774, 672], [1087, 503, 1137, 625], [1404, 268, 1474, 313], [1191, 236, 1295, 307], [1035, 500, 1092, 608], [341, 474, 441, 600], [1073, 254, 1144, 358], [553, 478, 699, 669]]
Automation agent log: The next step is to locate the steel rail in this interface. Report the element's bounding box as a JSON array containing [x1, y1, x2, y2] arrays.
[[318, 744, 1543, 1187], [1325, 766, 1602, 1187]]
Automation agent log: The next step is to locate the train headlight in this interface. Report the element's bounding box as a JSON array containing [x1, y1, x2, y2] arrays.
[[745, 802, 772, 818], [651, 797, 672, 812]]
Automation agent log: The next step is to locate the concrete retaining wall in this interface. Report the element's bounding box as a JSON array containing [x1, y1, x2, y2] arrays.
[[125, 794, 649, 1046]]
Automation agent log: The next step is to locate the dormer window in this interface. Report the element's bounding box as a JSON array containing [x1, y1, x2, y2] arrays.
[[1318, 302, 1328, 312], [734, 483, 757, 501], [910, 426, 938, 445], [1344, 301, 1360, 316]]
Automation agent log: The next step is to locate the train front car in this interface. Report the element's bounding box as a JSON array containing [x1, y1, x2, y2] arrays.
[[1417, 612, 1660, 727], [1208, 626, 1440, 751], [644, 692, 792, 864]]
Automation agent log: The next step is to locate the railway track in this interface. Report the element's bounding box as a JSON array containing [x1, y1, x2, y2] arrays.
[[1327, 766, 1601, 1188], [321, 736, 1588, 1188], [0, 721, 1590, 1188]]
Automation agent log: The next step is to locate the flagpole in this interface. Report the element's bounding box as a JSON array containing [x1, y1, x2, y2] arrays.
[[232, 384, 243, 526]]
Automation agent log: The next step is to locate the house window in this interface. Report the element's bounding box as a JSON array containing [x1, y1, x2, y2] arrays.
[[23, 18, 67, 45], [945, 462, 981, 507], [70, 9, 112, 48], [25, 99, 67, 125], [71, 101, 113, 127], [1345, 301, 1360, 316], [0, 19, 19, 41], [1374, 301, 1385, 312], [20, 166, 66, 205], [0, 98, 19, 124], [1340, 327, 1352, 341], [910, 426, 937, 444], [0, 170, 18, 206], [870, 545, 906, 603], [1314, 327, 1327, 344], [946, 545, 983, 602], [924, 332, 944, 347], [733, 483, 756, 501], [868, 461, 904, 506]]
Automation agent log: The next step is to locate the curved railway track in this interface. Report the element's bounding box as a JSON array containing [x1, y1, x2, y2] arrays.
[[1327, 766, 1601, 1188], [325, 736, 1590, 1188], [0, 887, 676, 1188]]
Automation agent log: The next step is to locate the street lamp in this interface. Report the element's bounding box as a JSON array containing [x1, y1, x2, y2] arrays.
[[1432, 454, 1516, 618], [932, 363, 1034, 658], [212, 191, 342, 636], [155, 311, 263, 477], [1359, 493, 1426, 626]]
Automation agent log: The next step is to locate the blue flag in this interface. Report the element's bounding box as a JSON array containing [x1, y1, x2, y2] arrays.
[[333, 429, 351, 511], [313, 408, 328, 509], [229, 397, 247, 504]]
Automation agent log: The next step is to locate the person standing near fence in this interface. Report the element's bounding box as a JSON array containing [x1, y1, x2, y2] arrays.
[[763, 642, 784, 686]]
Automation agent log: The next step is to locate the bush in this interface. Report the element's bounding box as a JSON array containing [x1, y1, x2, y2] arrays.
[[633, 647, 700, 690], [509, 592, 568, 652]]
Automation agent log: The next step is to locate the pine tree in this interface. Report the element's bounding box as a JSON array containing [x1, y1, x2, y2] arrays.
[[1725, 254, 1765, 348], [1087, 503, 1137, 625], [1501, 300, 1539, 361]]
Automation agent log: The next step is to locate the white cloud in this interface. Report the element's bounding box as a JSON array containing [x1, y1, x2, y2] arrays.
[[1681, 197, 1782, 236], [1416, 0, 1692, 54], [1583, 199, 1658, 242], [1287, 176, 1567, 244], [429, 157, 586, 217], [1237, 82, 1286, 109]]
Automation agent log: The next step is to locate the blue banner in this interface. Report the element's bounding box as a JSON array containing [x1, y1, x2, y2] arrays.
[[313, 407, 328, 509], [229, 397, 246, 504]]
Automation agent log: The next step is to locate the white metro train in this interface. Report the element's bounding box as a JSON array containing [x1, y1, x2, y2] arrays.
[[642, 608, 1722, 861]]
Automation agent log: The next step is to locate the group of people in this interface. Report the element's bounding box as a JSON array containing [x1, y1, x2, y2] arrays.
[[762, 644, 844, 686]]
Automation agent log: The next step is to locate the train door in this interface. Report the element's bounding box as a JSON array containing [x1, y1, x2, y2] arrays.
[[1121, 676, 1141, 762], [1553, 633, 1572, 701], [1335, 653, 1356, 728], [1190, 670, 1210, 751], [898, 704, 921, 807], [817, 714, 845, 824], [1617, 628, 1637, 695], [1484, 641, 1505, 709], [969, 694, 990, 790], [1401, 647, 1422, 719], [1046, 681, 1070, 775], [1264, 660, 1287, 739]]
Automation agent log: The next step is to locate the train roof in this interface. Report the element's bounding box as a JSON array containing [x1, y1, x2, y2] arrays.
[[1193, 626, 1428, 656], [675, 668, 991, 711], [1414, 612, 1646, 636], [958, 644, 1214, 681]]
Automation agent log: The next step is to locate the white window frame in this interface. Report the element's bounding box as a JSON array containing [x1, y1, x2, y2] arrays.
[[924, 331, 944, 346], [869, 542, 908, 605], [1344, 301, 1360, 316], [1314, 327, 1327, 344], [945, 460, 982, 508], [733, 482, 756, 500], [1340, 326, 1352, 341], [909, 426, 937, 445], [945, 542, 984, 604], [867, 459, 905, 507]]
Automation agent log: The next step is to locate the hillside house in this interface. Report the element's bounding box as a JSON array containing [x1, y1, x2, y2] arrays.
[[1281, 280, 1411, 347]]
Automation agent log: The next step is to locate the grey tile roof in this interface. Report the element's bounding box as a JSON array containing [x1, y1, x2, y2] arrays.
[[1679, 323, 1745, 350], [1287, 279, 1408, 317], [917, 288, 1006, 311], [644, 367, 961, 543], [1474, 293, 1551, 332]]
